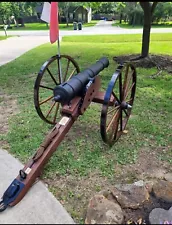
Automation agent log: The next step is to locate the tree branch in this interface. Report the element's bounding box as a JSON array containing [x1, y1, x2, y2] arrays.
[[139, 2, 151, 12], [151, 2, 158, 14]]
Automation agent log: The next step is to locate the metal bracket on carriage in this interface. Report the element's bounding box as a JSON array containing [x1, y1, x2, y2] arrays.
[[79, 76, 101, 115]]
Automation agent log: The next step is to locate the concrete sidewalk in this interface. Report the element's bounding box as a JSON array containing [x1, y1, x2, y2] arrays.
[[0, 36, 49, 66], [0, 149, 75, 224]]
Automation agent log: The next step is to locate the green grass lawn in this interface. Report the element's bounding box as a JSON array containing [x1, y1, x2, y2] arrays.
[[0, 33, 171, 222], [0, 35, 13, 41], [2, 20, 98, 31], [113, 20, 172, 29]]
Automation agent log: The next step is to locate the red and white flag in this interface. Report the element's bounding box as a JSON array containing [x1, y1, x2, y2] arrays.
[[41, 2, 59, 44]]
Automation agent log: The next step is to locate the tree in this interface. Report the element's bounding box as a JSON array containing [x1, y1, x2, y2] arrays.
[[116, 2, 126, 24], [59, 2, 83, 27], [84, 2, 103, 13], [92, 2, 116, 14], [139, 2, 158, 58], [0, 2, 13, 23], [152, 2, 172, 23]]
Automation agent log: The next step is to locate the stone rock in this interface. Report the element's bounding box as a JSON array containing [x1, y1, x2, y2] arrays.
[[164, 173, 172, 182], [134, 180, 145, 187], [149, 207, 172, 224], [152, 180, 172, 203], [111, 185, 149, 209], [144, 181, 154, 193], [99, 190, 118, 204], [85, 195, 124, 224], [114, 180, 148, 192], [114, 183, 134, 192]]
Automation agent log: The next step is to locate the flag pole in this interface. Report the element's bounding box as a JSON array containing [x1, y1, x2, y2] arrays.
[[41, 2, 62, 82], [56, 2, 62, 84], [57, 36, 63, 83]]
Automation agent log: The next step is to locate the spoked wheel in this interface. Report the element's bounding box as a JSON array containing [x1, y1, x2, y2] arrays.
[[101, 63, 136, 146], [34, 55, 80, 125]]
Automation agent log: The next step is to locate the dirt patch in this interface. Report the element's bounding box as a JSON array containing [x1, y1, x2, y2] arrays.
[[44, 171, 114, 222], [114, 147, 171, 184], [43, 146, 171, 223], [0, 90, 19, 149], [113, 54, 172, 73]]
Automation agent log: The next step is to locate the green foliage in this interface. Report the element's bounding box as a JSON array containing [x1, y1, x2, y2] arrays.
[[92, 2, 117, 14], [153, 2, 172, 23], [0, 2, 13, 20], [84, 2, 103, 12], [0, 2, 42, 24]]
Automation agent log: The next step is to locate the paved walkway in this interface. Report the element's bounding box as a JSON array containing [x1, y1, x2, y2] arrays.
[[0, 36, 49, 66], [0, 149, 75, 224], [0, 21, 172, 37]]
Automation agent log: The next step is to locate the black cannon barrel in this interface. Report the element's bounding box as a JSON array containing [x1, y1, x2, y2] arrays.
[[53, 57, 109, 104]]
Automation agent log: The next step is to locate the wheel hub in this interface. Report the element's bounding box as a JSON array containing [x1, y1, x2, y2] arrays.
[[121, 101, 132, 109]]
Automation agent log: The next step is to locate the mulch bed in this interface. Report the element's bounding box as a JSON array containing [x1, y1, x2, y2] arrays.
[[113, 54, 172, 74]]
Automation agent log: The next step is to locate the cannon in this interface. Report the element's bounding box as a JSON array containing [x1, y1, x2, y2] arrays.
[[53, 57, 109, 103], [0, 54, 136, 212]]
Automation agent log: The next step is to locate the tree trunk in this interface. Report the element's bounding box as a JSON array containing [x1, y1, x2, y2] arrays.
[[7, 19, 11, 28], [66, 16, 69, 27], [14, 18, 19, 27], [119, 13, 123, 24], [19, 3, 25, 27], [140, 2, 158, 58], [141, 11, 151, 57], [132, 13, 136, 27], [65, 9, 69, 27], [58, 13, 61, 23]]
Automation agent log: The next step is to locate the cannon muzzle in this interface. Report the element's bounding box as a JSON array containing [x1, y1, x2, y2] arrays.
[[53, 57, 109, 104]]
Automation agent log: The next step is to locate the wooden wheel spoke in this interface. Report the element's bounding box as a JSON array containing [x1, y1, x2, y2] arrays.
[[126, 97, 133, 104], [109, 110, 120, 140], [53, 102, 59, 123], [125, 82, 135, 100], [39, 95, 53, 106], [39, 85, 54, 91], [120, 110, 123, 131], [107, 105, 120, 115], [122, 65, 129, 94], [67, 68, 77, 81], [106, 108, 120, 133], [63, 59, 70, 82], [47, 68, 58, 85], [124, 71, 133, 99], [45, 101, 56, 118]]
